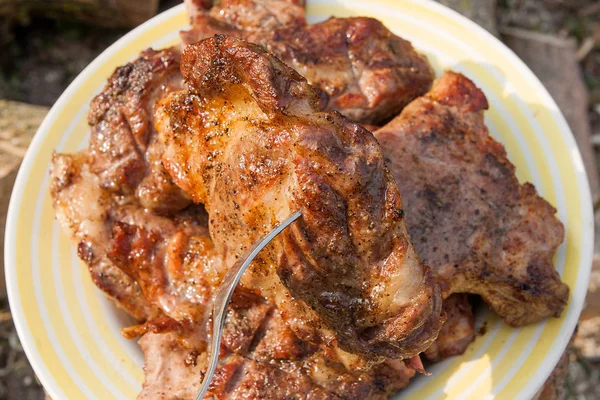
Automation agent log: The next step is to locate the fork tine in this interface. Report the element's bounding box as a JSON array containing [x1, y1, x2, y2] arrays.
[[195, 210, 303, 399]]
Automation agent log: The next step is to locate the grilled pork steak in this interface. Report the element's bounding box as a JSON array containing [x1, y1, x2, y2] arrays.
[[49, 149, 427, 399], [50, 152, 212, 325], [423, 294, 475, 362], [50, 48, 216, 324], [51, 2, 569, 397], [375, 71, 568, 326], [254, 17, 434, 125], [88, 47, 192, 215], [186, 0, 306, 32], [51, 153, 159, 320], [139, 288, 417, 400], [182, 0, 434, 125], [156, 35, 443, 361]]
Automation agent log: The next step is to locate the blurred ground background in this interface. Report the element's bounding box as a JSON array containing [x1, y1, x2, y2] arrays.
[[0, 0, 599, 399]]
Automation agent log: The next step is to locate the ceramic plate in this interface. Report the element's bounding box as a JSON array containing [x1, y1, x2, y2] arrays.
[[5, 1, 593, 399]]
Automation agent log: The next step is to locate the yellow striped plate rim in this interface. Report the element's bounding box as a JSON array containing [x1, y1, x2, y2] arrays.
[[4, 1, 593, 399]]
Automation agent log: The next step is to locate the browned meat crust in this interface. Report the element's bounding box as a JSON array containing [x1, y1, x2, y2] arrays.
[[50, 48, 212, 322], [50, 153, 159, 320], [181, 1, 433, 125], [87, 47, 192, 215], [191, 0, 306, 32], [155, 35, 443, 361], [50, 152, 211, 322], [138, 289, 416, 400], [423, 294, 475, 362], [51, 148, 417, 397], [257, 17, 434, 125], [375, 71, 568, 327]]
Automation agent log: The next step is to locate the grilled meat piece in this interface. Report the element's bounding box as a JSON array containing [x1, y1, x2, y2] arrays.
[[257, 17, 434, 125], [107, 207, 219, 326], [186, 0, 306, 32], [182, 1, 434, 125], [51, 48, 212, 322], [51, 48, 207, 323], [423, 294, 475, 362], [50, 152, 211, 325], [52, 149, 417, 398], [50, 153, 159, 320], [156, 35, 443, 361], [139, 289, 416, 400], [375, 71, 568, 327], [51, 149, 417, 397], [181, 0, 305, 45], [88, 47, 191, 215]]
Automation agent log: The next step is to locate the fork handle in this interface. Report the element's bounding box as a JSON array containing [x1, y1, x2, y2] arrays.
[[196, 210, 302, 399]]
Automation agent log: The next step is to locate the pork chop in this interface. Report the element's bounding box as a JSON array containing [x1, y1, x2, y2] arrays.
[[423, 294, 475, 361], [138, 288, 417, 400], [50, 48, 216, 323], [156, 35, 443, 361], [50, 152, 212, 325], [87, 47, 191, 215], [375, 71, 568, 327], [181, 0, 434, 125]]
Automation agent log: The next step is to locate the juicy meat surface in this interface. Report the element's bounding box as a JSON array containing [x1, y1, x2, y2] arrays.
[[186, 0, 306, 32], [50, 153, 159, 320], [181, 0, 434, 125], [106, 205, 217, 326], [423, 294, 475, 362], [50, 48, 218, 325], [139, 289, 416, 400], [52, 150, 417, 399], [50, 152, 212, 324], [375, 71, 568, 327], [256, 17, 434, 125], [87, 47, 192, 215], [156, 35, 443, 361]]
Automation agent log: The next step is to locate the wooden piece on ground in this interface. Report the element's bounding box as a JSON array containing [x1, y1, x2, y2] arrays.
[[576, 26, 600, 61], [0, 0, 159, 28], [502, 27, 600, 202], [0, 100, 48, 299], [434, 0, 498, 36]]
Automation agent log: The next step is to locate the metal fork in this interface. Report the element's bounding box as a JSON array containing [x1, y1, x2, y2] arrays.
[[195, 210, 303, 399]]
